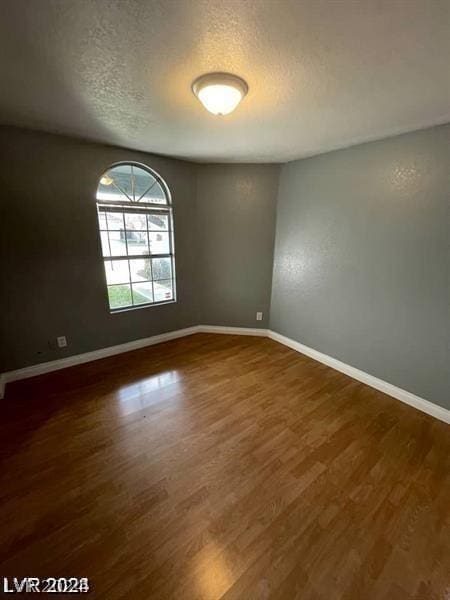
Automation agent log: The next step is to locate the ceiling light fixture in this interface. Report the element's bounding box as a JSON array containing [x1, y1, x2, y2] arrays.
[[192, 72, 248, 115]]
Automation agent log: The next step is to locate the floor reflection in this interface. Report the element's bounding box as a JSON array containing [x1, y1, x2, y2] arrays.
[[116, 370, 182, 416], [195, 542, 234, 599]]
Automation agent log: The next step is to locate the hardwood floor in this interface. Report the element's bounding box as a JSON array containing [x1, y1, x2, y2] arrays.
[[1, 333, 449, 599]]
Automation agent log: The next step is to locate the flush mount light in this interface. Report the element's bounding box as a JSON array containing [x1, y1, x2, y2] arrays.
[[100, 174, 113, 186], [192, 72, 248, 115]]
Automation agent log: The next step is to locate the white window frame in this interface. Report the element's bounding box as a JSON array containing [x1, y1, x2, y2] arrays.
[[95, 162, 176, 312]]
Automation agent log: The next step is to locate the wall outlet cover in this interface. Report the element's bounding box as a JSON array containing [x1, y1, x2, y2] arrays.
[[57, 336, 67, 348], [256, 312, 263, 321]]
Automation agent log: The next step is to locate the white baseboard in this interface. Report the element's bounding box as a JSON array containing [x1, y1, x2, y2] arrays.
[[198, 325, 268, 336], [0, 325, 266, 396], [1, 324, 448, 425], [1, 326, 201, 392], [268, 330, 450, 425]]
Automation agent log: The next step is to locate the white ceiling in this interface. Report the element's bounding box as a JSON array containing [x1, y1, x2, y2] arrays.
[[0, 0, 448, 163]]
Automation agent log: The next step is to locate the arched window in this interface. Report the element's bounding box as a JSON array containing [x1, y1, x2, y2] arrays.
[[96, 163, 175, 311]]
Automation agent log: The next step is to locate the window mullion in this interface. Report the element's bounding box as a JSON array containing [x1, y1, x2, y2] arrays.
[[121, 211, 134, 305], [131, 164, 135, 202], [98, 204, 169, 214], [104, 210, 113, 258]]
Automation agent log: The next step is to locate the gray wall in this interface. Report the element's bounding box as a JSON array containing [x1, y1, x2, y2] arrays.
[[270, 125, 450, 409], [2, 124, 449, 412], [196, 164, 280, 328], [0, 127, 199, 372], [0, 128, 280, 373]]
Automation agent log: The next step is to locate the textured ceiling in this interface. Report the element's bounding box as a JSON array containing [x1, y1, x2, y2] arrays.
[[0, 0, 448, 163]]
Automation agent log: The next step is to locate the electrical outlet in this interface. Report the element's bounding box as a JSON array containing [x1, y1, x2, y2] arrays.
[[57, 336, 67, 348], [256, 312, 263, 321]]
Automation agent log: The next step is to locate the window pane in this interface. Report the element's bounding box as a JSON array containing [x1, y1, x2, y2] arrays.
[[133, 166, 156, 200], [125, 212, 147, 230], [96, 163, 175, 311], [133, 167, 167, 204], [97, 172, 130, 202], [148, 214, 169, 231], [105, 212, 124, 230], [139, 181, 167, 204], [124, 230, 149, 255], [100, 231, 110, 257], [108, 284, 132, 309], [132, 282, 153, 305], [152, 257, 172, 280], [104, 259, 130, 285], [154, 279, 173, 302], [108, 231, 128, 256], [98, 212, 107, 229], [111, 164, 133, 200], [149, 232, 170, 254], [129, 258, 151, 282]]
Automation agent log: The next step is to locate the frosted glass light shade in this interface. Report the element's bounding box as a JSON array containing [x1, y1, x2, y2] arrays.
[[192, 73, 248, 115]]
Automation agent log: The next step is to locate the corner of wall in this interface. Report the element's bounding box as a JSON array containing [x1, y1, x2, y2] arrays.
[[267, 162, 284, 332]]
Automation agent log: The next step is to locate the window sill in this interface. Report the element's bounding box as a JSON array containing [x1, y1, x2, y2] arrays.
[[110, 299, 177, 314]]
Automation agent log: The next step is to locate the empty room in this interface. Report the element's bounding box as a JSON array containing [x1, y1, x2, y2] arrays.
[[0, 0, 449, 598]]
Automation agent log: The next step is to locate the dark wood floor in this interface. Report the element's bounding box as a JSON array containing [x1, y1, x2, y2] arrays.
[[1, 333, 449, 599]]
